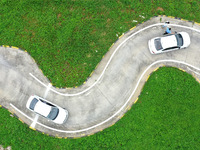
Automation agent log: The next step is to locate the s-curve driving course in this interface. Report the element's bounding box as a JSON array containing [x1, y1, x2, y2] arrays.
[[1, 16, 200, 138]]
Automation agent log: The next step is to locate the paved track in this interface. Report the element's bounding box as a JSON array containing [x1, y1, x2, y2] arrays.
[[1, 16, 200, 138]]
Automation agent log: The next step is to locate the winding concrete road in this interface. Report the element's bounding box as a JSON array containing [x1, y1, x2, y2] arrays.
[[1, 16, 200, 138]]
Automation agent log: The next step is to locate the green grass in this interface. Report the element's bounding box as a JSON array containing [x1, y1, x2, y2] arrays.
[[0, 0, 200, 149], [0, 67, 200, 149], [0, 0, 200, 87]]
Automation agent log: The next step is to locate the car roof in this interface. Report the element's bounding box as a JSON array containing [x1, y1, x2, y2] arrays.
[[161, 35, 177, 49], [34, 100, 52, 117]]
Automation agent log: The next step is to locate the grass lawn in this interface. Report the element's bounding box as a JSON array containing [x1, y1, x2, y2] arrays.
[[0, 0, 200, 149], [0, 67, 200, 149]]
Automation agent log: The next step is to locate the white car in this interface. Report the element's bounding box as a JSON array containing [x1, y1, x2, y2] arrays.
[[26, 95, 68, 124], [148, 32, 190, 54]]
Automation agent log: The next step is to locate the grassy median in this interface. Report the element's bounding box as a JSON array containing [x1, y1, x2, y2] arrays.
[[0, 0, 200, 149]]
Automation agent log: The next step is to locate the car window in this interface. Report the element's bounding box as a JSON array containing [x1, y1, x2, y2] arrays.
[[154, 38, 163, 51], [40, 98, 54, 107], [30, 98, 38, 110], [47, 107, 59, 120], [163, 46, 179, 51], [175, 34, 183, 47]]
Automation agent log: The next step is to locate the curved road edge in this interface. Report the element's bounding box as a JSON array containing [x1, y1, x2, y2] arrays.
[[1, 15, 200, 138]]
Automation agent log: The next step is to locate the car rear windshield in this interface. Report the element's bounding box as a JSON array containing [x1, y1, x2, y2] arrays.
[[154, 38, 163, 51], [175, 34, 183, 46], [30, 98, 38, 110], [47, 107, 59, 120]]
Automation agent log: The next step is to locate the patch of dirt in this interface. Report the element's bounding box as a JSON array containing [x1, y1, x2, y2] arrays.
[[101, 32, 106, 36], [107, 18, 110, 23], [86, 53, 91, 58], [156, 7, 164, 11], [90, 29, 96, 35], [57, 13, 61, 19]]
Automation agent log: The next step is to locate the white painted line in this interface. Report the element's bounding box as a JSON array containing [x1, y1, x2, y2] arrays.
[[29, 73, 47, 88], [30, 114, 39, 128], [11, 60, 200, 133], [10, 103, 34, 122], [43, 83, 52, 98], [187, 67, 200, 76], [14, 23, 200, 134], [85, 91, 91, 96], [29, 23, 200, 97], [21, 22, 200, 133]]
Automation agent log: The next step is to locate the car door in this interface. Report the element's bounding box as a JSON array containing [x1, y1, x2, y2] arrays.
[[162, 46, 179, 53]]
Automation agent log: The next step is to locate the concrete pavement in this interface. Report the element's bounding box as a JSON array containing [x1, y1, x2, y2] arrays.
[[1, 16, 200, 138]]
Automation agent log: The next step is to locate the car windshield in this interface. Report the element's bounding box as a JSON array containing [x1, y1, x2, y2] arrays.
[[30, 98, 38, 110], [154, 38, 163, 50], [175, 34, 183, 47], [47, 107, 59, 120]]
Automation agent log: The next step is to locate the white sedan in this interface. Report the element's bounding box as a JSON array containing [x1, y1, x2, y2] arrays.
[[148, 32, 190, 54], [26, 95, 68, 124]]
